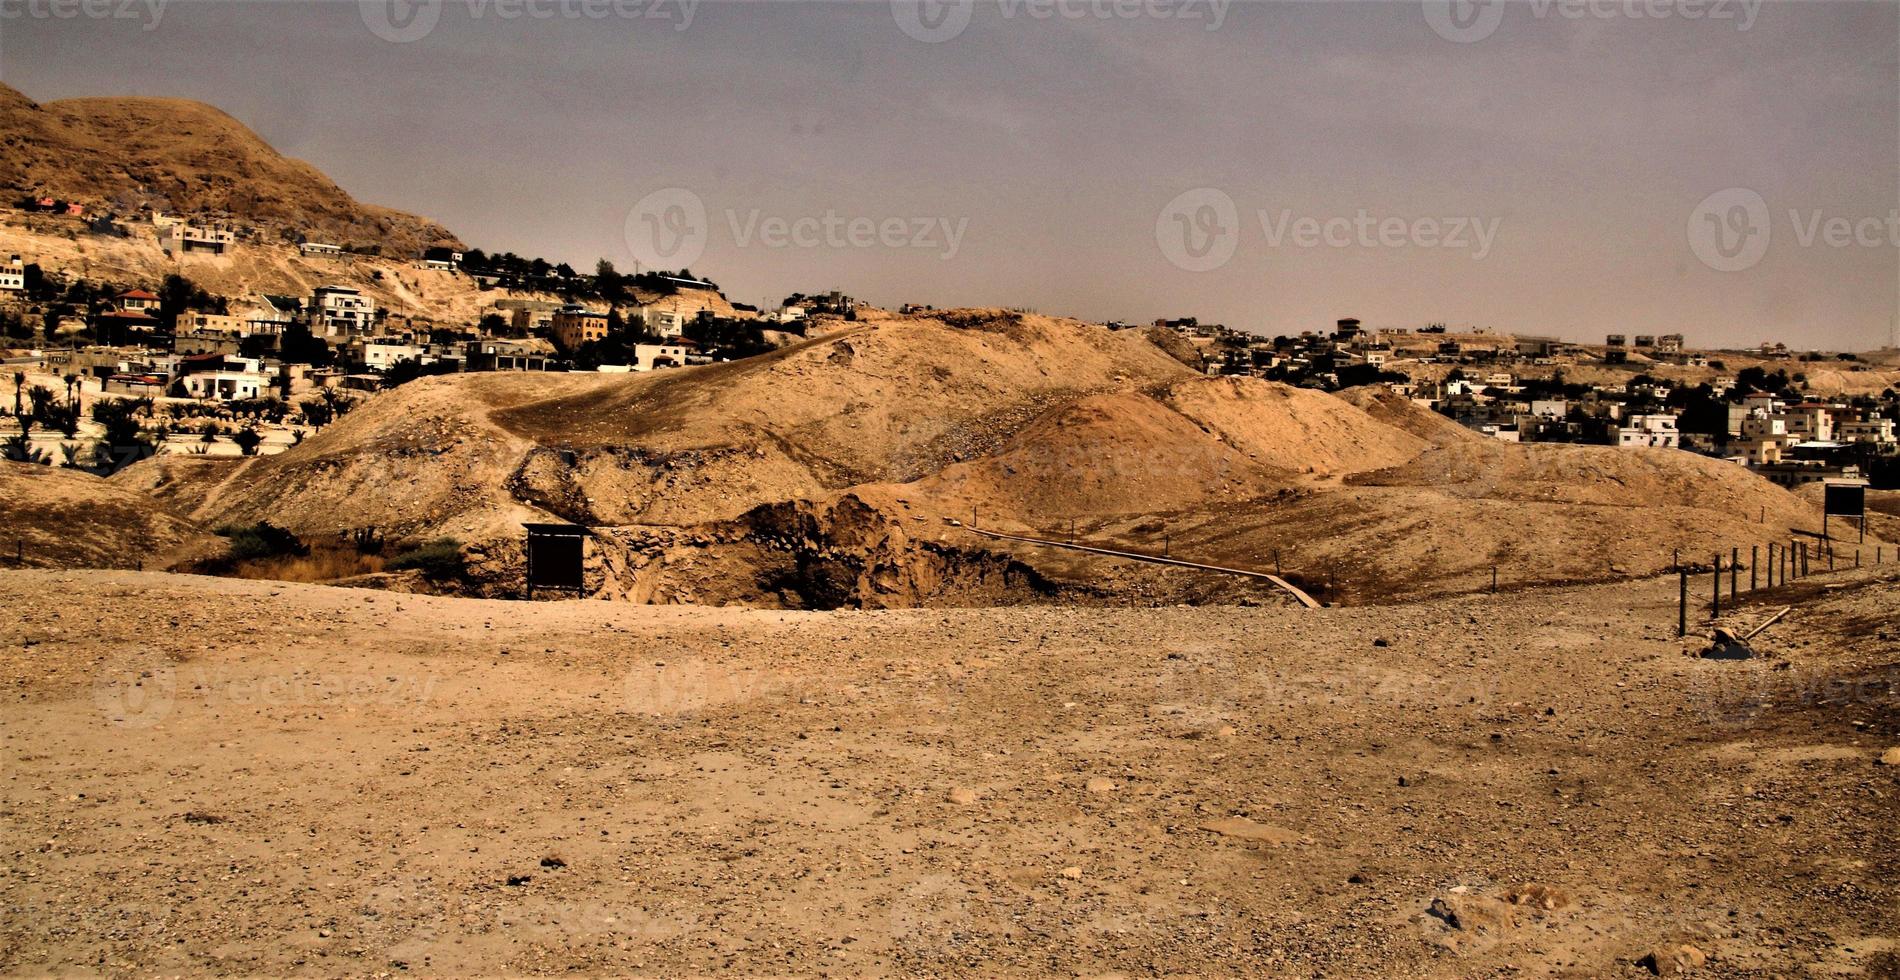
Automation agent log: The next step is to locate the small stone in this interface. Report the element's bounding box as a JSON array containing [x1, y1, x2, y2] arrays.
[[1878, 747, 1900, 766], [1085, 777, 1116, 794], [1059, 866, 1083, 880], [946, 786, 978, 805], [1639, 944, 1708, 975]]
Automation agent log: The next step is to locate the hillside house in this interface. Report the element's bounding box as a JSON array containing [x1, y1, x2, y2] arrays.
[[1781, 404, 1835, 442], [467, 339, 558, 372], [160, 220, 235, 255], [508, 305, 558, 336], [633, 343, 688, 371], [244, 295, 301, 336], [1839, 417, 1897, 449], [311, 285, 375, 337], [300, 242, 343, 257], [93, 306, 162, 347], [175, 354, 269, 401], [117, 289, 160, 313], [1754, 460, 1862, 488], [637, 306, 691, 339], [420, 247, 463, 271], [550, 304, 609, 351], [1617, 414, 1681, 449], [177, 311, 243, 335], [0, 255, 24, 292]]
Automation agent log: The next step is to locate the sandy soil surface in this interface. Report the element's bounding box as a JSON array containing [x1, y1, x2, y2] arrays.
[[2, 566, 1894, 976]]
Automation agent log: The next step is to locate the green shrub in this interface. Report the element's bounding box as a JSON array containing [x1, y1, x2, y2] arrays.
[[215, 521, 307, 561], [388, 538, 466, 581]]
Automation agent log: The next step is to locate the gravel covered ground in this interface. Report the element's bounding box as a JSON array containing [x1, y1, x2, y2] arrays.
[[1, 567, 1895, 977]]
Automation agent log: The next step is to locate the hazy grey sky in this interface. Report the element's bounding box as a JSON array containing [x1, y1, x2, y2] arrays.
[[3, 0, 1897, 349]]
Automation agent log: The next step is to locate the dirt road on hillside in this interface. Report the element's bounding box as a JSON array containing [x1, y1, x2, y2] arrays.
[[1, 569, 1895, 976]]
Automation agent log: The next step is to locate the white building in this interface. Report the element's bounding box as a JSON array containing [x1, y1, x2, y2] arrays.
[[0, 254, 24, 291], [181, 370, 269, 401], [311, 285, 375, 337], [300, 242, 343, 257], [1617, 414, 1681, 449], [1840, 417, 1897, 447], [638, 306, 691, 339], [359, 340, 429, 371], [161, 220, 235, 255], [632, 343, 688, 371]]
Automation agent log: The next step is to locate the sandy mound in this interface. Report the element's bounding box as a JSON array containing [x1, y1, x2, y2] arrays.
[[1161, 377, 1431, 476], [910, 391, 1294, 521], [1335, 385, 1481, 446], [0, 461, 218, 569], [174, 311, 1194, 541]]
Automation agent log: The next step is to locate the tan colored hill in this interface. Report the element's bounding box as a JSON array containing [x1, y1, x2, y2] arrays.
[[0, 84, 456, 256], [0, 460, 219, 569], [144, 309, 1194, 537], [117, 308, 1857, 607]]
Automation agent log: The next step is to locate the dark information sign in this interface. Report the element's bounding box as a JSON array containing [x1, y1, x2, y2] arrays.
[[1823, 483, 1865, 518], [524, 524, 588, 595]]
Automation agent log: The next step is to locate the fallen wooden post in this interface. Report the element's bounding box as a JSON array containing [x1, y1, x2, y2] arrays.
[[1745, 606, 1792, 642]]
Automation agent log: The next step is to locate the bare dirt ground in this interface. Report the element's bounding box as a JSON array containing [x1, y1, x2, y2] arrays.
[[2, 566, 1895, 977]]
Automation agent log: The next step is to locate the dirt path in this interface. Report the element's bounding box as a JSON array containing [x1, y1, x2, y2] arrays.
[[1, 569, 1894, 976]]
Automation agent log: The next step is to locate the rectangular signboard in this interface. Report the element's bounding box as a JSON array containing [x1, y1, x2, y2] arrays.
[[1823, 483, 1865, 518]]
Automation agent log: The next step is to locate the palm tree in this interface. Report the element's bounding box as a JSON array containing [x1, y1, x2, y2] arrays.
[[11, 371, 21, 417], [62, 373, 79, 413]]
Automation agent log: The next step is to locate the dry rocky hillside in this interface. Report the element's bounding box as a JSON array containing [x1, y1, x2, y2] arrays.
[[59, 307, 1867, 609], [0, 83, 455, 257], [0, 462, 218, 569]]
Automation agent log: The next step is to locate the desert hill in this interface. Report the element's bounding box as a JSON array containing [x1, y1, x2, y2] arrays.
[[106, 308, 1855, 608], [176, 311, 1195, 544], [0, 84, 456, 256], [0, 460, 219, 569]]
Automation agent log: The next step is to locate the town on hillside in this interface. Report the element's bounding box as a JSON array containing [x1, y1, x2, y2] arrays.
[[1, 212, 1895, 496], [0, 201, 867, 467]]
